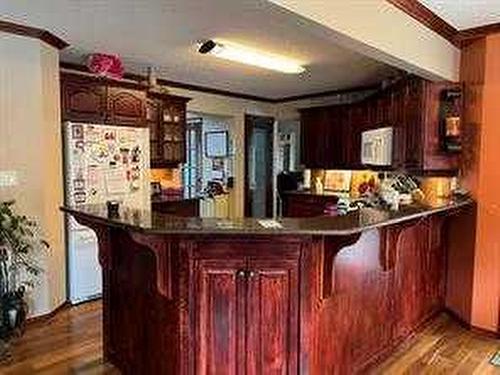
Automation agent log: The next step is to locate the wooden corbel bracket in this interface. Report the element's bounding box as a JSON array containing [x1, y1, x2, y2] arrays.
[[379, 217, 429, 272], [130, 232, 173, 300], [321, 233, 362, 299]]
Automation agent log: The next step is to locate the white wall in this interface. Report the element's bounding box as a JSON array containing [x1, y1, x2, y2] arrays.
[[158, 86, 278, 217], [0, 32, 65, 317], [269, 0, 460, 82]]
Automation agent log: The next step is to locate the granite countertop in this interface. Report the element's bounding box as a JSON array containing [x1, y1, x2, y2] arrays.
[[151, 197, 200, 204], [283, 190, 345, 197], [61, 196, 472, 236]]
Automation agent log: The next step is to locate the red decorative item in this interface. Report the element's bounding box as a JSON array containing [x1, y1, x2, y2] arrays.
[[87, 53, 124, 80]]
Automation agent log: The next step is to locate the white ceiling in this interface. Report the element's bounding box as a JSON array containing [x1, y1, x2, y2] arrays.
[[419, 0, 500, 30], [0, 0, 400, 99]]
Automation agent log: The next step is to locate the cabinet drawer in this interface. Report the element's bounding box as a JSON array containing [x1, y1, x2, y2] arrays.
[[194, 240, 301, 260]]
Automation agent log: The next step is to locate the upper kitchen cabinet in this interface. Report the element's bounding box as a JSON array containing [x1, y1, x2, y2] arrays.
[[61, 72, 147, 126], [61, 74, 107, 123], [393, 77, 460, 172], [147, 92, 190, 167], [300, 105, 350, 169], [300, 76, 460, 173], [106, 86, 146, 126], [61, 72, 191, 167]]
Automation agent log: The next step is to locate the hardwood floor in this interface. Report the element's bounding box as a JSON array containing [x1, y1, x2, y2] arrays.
[[375, 314, 500, 374], [0, 301, 498, 374], [0, 301, 118, 375]]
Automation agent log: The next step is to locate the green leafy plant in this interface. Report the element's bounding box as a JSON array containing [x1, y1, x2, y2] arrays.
[[0, 201, 49, 295]]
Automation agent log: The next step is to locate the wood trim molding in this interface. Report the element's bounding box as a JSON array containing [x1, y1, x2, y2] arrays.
[[60, 61, 383, 104], [386, 0, 500, 47], [26, 301, 71, 326], [0, 19, 68, 50], [385, 0, 460, 47], [277, 85, 379, 103], [130, 232, 173, 299], [458, 22, 500, 43]]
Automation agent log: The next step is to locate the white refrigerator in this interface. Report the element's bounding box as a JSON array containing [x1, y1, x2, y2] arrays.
[[64, 122, 150, 303]]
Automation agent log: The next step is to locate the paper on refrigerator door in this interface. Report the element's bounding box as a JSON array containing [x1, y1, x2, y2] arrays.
[[105, 168, 128, 194]]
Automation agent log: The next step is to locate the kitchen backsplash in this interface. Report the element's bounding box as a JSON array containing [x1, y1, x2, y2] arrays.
[[310, 168, 458, 204], [150, 168, 182, 189]]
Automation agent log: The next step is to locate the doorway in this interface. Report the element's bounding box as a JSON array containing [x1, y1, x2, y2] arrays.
[[244, 115, 274, 218]]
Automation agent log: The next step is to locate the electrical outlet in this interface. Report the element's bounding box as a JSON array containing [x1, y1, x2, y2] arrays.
[[0, 171, 18, 187]]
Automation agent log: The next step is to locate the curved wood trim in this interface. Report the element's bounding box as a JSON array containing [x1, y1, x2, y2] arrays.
[[458, 22, 500, 43], [129, 232, 173, 299], [322, 233, 362, 299], [385, 0, 459, 47], [0, 19, 68, 50]]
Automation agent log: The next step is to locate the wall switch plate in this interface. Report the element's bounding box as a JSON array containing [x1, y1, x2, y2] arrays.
[[0, 171, 18, 187]]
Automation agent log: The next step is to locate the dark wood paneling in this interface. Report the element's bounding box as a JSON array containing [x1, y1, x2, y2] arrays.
[[445, 202, 477, 325], [0, 19, 68, 49], [68, 210, 465, 374]]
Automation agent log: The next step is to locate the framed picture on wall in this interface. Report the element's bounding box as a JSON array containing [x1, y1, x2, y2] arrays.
[[205, 131, 228, 158]]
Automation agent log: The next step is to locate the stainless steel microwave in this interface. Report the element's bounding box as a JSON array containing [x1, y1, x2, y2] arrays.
[[361, 127, 393, 166]]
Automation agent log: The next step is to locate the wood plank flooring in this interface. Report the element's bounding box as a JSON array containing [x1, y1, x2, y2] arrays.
[[0, 300, 498, 374]]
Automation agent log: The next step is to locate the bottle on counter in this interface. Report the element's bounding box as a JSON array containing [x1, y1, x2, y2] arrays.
[[313, 176, 324, 195]]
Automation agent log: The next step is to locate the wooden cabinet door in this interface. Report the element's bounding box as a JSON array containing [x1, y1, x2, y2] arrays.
[[300, 108, 321, 168], [107, 87, 146, 126], [404, 79, 424, 169], [159, 99, 187, 166], [246, 258, 299, 375], [194, 258, 247, 375], [61, 76, 107, 123]]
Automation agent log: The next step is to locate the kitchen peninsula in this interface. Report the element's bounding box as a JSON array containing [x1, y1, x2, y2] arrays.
[[62, 197, 473, 374]]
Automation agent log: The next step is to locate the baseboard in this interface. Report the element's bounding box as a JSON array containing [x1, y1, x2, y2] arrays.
[[444, 308, 500, 339], [26, 300, 70, 326], [359, 308, 443, 372]]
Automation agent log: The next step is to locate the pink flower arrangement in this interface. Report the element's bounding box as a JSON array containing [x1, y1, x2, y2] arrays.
[[87, 53, 124, 80]]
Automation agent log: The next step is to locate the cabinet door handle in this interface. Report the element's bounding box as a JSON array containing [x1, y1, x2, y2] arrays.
[[236, 270, 246, 278], [248, 270, 256, 278]]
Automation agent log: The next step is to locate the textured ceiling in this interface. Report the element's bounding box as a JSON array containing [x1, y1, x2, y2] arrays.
[[0, 0, 400, 99], [419, 0, 500, 30]]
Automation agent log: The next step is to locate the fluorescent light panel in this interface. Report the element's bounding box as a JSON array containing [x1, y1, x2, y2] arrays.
[[202, 41, 305, 74]]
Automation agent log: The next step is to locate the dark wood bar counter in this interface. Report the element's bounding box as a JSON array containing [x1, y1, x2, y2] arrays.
[[62, 198, 473, 374]]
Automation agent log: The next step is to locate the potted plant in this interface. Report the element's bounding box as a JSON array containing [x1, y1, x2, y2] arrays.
[[0, 201, 48, 356]]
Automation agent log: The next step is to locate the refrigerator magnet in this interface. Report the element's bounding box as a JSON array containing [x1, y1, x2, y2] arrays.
[[75, 140, 85, 151], [74, 191, 86, 204], [131, 146, 141, 163], [71, 124, 84, 140], [73, 178, 85, 191], [104, 131, 116, 141]]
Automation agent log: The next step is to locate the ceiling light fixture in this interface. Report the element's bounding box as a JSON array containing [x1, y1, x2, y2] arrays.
[[198, 40, 305, 74]]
